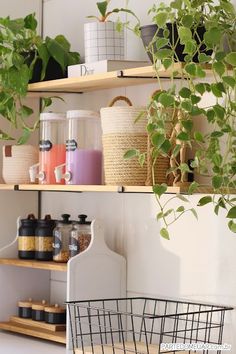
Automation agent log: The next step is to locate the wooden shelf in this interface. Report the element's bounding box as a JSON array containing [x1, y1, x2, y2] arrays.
[[27, 64, 180, 94], [17, 184, 120, 192], [0, 321, 66, 344], [0, 258, 67, 271], [0, 184, 16, 190]]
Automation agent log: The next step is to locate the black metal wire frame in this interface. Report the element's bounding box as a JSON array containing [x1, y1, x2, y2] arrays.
[[66, 297, 233, 354]]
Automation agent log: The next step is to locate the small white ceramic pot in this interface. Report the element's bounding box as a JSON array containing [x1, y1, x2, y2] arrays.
[[2, 145, 38, 184], [84, 22, 124, 63]]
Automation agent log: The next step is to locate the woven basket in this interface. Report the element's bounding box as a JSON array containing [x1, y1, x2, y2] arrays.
[[2, 145, 38, 184], [101, 96, 147, 186]]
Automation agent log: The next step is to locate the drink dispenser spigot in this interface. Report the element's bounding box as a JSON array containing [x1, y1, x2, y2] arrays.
[[29, 113, 66, 184], [55, 110, 103, 185]]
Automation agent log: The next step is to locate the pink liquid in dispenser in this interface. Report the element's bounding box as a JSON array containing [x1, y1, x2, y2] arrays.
[[40, 144, 66, 184], [66, 149, 102, 185]]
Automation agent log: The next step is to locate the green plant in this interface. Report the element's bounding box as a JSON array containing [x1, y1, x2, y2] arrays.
[[87, 0, 139, 30], [125, 0, 236, 239], [0, 13, 80, 144]]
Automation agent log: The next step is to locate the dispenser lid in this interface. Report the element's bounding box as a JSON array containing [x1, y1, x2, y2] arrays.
[[40, 112, 66, 121], [78, 214, 91, 225], [66, 110, 100, 119], [37, 214, 55, 226], [58, 214, 72, 224], [44, 304, 66, 314]]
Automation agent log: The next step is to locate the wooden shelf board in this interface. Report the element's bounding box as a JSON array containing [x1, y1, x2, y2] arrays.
[[27, 64, 215, 95], [123, 186, 181, 193], [27, 65, 180, 94], [0, 184, 16, 190], [10, 316, 66, 332], [0, 258, 67, 271], [0, 321, 66, 344], [18, 184, 119, 192]]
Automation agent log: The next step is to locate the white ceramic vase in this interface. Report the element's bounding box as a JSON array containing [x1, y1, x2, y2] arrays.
[[2, 145, 38, 184], [84, 22, 124, 63]]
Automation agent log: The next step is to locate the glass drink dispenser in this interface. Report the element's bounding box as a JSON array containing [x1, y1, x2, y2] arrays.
[[55, 110, 103, 185], [30, 113, 66, 184]]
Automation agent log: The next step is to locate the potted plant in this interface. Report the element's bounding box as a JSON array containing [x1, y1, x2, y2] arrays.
[[84, 0, 139, 63], [125, 0, 236, 239], [0, 13, 80, 184]]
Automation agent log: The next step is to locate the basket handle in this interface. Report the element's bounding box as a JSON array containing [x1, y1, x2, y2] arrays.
[[108, 96, 132, 107]]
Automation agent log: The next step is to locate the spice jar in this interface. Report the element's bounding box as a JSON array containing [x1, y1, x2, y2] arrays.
[[18, 298, 33, 319], [35, 215, 56, 261], [32, 300, 48, 321], [69, 214, 91, 258], [18, 214, 37, 259], [53, 214, 73, 263], [44, 304, 66, 324]]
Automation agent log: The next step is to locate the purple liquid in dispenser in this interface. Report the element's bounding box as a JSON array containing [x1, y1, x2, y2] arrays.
[[66, 149, 102, 185]]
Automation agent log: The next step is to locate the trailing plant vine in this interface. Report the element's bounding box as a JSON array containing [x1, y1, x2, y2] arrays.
[[125, 0, 236, 239]]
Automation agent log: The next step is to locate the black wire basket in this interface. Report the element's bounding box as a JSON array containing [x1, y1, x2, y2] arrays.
[[67, 297, 233, 354]]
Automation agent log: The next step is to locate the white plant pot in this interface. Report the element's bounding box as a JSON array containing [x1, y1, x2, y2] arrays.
[[2, 145, 38, 184], [84, 22, 124, 63]]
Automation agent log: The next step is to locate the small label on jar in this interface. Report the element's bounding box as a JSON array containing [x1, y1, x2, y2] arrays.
[[66, 139, 77, 152], [53, 231, 62, 256], [39, 140, 52, 152], [35, 236, 53, 252], [18, 236, 35, 251]]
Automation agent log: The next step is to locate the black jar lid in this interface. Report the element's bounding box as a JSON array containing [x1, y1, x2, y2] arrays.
[[21, 214, 37, 225], [78, 215, 91, 225], [57, 214, 72, 225], [37, 214, 55, 226]]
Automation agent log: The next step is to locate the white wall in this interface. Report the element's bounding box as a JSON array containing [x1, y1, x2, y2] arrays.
[[42, 0, 236, 349]]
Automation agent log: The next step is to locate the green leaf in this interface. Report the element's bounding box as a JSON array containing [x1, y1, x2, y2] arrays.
[[160, 228, 170, 240], [176, 132, 190, 141], [228, 220, 236, 233], [176, 194, 189, 202], [163, 58, 173, 70], [155, 12, 168, 28], [225, 52, 236, 66], [153, 183, 168, 198], [97, 1, 108, 17], [194, 131, 205, 143], [138, 153, 146, 167], [182, 15, 193, 28], [172, 144, 181, 157], [17, 129, 31, 145], [178, 26, 192, 43], [181, 100, 192, 112], [222, 76, 236, 89], [204, 27, 222, 47], [179, 87, 191, 98], [190, 94, 201, 104], [188, 181, 199, 195], [212, 175, 223, 189], [55, 35, 71, 52], [227, 207, 236, 219], [213, 62, 226, 77], [0, 129, 14, 141], [45, 37, 66, 72], [185, 63, 197, 76], [197, 196, 212, 206], [198, 53, 212, 63], [156, 37, 169, 50], [181, 120, 193, 131], [160, 139, 172, 154], [151, 133, 166, 149], [196, 65, 206, 78], [190, 208, 198, 220], [19, 105, 33, 118], [124, 149, 138, 159], [211, 83, 225, 98], [24, 13, 37, 30], [215, 51, 226, 61], [176, 206, 185, 212], [37, 43, 50, 80], [163, 209, 174, 217], [195, 83, 205, 95], [156, 212, 163, 220], [156, 49, 172, 60], [213, 105, 225, 120], [212, 154, 222, 167], [158, 93, 174, 107]]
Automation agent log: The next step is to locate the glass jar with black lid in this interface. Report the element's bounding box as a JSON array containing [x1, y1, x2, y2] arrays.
[[18, 214, 37, 259], [69, 214, 91, 258], [53, 214, 73, 263], [35, 215, 56, 261]]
